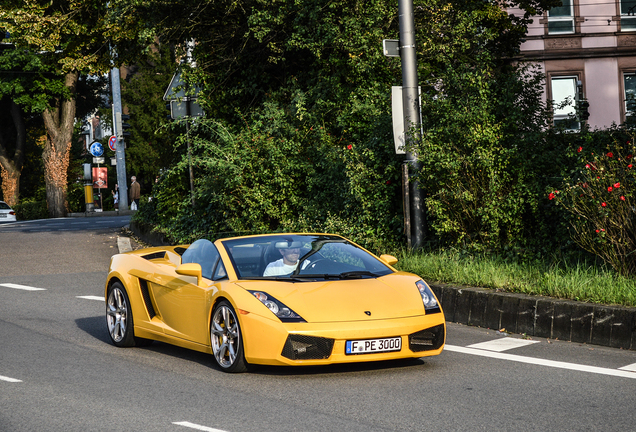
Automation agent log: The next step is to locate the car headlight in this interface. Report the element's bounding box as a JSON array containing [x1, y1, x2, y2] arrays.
[[249, 291, 306, 322], [415, 280, 442, 313]]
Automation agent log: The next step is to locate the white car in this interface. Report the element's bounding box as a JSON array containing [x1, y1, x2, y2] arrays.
[[0, 201, 16, 222]]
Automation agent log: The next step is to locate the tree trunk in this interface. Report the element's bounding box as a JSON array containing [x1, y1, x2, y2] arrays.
[[0, 166, 20, 207], [0, 101, 26, 206], [42, 71, 78, 218]]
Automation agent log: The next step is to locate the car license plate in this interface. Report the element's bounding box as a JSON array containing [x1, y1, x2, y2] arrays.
[[345, 337, 402, 355], [0, 214, 6, 218]]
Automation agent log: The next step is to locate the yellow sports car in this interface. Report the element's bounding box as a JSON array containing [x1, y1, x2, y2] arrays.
[[105, 233, 445, 372]]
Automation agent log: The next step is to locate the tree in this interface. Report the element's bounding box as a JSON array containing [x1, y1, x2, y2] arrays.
[[0, 0, 151, 217]]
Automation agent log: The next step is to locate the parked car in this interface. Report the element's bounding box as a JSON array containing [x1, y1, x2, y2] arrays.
[[0, 201, 16, 222], [105, 233, 445, 372]]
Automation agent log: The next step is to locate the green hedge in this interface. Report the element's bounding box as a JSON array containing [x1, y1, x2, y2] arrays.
[[13, 199, 48, 221]]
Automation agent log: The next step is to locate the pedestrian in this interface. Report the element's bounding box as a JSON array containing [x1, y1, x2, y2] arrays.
[[112, 184, 119, 210], [130, 176, 140, 210]]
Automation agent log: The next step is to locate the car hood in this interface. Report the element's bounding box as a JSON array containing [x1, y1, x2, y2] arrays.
[[236, 273, 424, 323]]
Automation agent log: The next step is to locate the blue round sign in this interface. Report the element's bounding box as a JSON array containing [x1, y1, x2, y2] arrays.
[[90, 142, 104, 157]]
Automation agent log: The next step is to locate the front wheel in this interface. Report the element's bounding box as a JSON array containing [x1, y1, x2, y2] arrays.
[[210, 300, 248, 373], [106, 282, 152, 347]]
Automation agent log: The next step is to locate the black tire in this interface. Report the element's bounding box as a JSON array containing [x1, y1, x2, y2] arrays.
[[210, 300, 248, 373], [106, 281, 152, 347]]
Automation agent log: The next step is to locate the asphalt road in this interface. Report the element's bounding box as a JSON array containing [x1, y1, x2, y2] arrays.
[[1, 217, 636, 431]]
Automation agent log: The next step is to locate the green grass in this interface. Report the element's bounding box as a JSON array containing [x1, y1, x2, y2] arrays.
[[395, 249, 636, 308]]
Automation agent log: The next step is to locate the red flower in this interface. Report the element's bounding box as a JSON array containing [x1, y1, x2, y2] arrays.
[[608, 186, 613, 192], [596, 229, 600, 233], [577, 146, 583, 153], [621, 196, 626, 201], [601, 202, 607, 207], [628, 154, 633, 159], [585, 164, 590, 169], [629, 164, 634, 169], [548, 192, 555, 200], [385, 180, 391, 185], [347, 144, 352, 150], [614, 182, 621, 189], [607, 152, 614, 158]]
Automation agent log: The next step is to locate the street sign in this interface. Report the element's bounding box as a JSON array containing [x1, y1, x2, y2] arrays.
[[93, 157, 105, 164], [92, 167, 108, 189], [164, 68, 205, 120], [383, 40, 400, 57], [391, 86, 422, 155], [89, 142, 104, 157], [108, 135, 117, 151]]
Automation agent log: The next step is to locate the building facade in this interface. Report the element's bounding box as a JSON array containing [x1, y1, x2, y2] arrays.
[[509, 0, 636, 130]]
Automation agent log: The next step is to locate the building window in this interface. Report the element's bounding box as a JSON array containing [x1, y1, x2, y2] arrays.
[[624, 73, 636, 120], [622, 0, 636, 31], [548, 0, 575, 34], [551, 76, 579, 129]]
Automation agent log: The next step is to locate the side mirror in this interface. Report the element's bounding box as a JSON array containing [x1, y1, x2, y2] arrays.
[[380, 254, 398, 266], [176, 263, 203, 285]]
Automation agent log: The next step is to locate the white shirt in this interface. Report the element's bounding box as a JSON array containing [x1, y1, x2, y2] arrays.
[[263, 259, 298, 276]]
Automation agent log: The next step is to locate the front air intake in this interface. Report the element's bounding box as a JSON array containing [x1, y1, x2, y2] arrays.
[[409, 325, 445, 352], [281, 335, 334, 360]]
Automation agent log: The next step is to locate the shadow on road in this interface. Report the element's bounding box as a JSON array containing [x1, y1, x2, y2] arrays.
[[75, 315, 111, 345]]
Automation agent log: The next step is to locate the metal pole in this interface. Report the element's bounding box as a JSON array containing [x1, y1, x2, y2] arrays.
[[398, 0, 425, 248], [111, 67, 129, 211], [185, 96, 195, 207]]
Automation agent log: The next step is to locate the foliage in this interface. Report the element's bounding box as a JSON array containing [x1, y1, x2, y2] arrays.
[[137, 103, 403, 252], [549, 127, 636, 277], [415, 29, 557, 250], [121, 45, 180, 192], [0, 0, 154, 216], [13, 198, 48, 221]]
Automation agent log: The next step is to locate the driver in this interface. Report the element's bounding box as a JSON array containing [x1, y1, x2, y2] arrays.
[[263, 241, 302, 276]]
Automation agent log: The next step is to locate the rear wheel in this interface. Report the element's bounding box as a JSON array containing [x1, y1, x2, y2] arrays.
[[106, 282, 152, 347], [210, 300, 248, 373]]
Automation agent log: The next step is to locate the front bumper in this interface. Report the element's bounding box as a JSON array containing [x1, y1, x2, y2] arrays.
[[240, 312, 446, 366]]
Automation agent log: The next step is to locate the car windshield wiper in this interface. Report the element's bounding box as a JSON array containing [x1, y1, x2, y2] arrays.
[[252, 276, 311, 282], [337, 271, 380, 279]]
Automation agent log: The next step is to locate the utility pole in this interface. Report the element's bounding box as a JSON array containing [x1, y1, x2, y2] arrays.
[[111, 67, 129, 211], [398, 0, 425, 248]]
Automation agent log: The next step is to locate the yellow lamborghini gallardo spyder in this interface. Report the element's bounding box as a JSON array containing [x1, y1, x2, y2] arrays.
[[105, 233, 445, 372]]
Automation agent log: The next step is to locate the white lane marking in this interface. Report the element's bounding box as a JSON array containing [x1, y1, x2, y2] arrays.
[[467, 338, 540, 352], [76, 296, 105, 301], [0, 375, 22, 383], [445, 345, 636, 379], [71, 222, 90, 225], [619, 363, 636, 372], [173, 421, 229, 432], [0, 283, 46, 291]]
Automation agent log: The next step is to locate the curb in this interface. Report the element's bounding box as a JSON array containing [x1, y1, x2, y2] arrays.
[[68, 210, 137, 217], [431, 283, 636, 351]]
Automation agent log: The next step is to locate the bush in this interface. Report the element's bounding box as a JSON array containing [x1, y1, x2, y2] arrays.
[[549, 127, 636, 276], [140, 102, 404, 253], [14, 199, 48, 220]]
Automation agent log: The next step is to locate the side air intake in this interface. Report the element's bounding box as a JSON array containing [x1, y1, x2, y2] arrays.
[[408, 325, 445, 352], [281, 335, 334, 360], [138, 279, 156, 319]]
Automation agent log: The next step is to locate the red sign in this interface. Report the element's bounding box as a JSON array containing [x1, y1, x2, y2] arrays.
[[92, 167, 108, 189], [108, 135, 117, 151]]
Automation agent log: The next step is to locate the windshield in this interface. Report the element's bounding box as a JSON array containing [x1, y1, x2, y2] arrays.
[[221, 234, 393, 280]]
